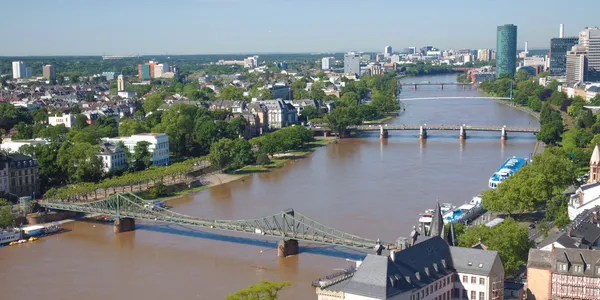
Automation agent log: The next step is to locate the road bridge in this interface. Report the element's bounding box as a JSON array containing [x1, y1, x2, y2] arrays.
[[39, 193, 393, 257], [400, 82, 475, 90], [313, 124, 538, 140], [399, 96, 512, 101]]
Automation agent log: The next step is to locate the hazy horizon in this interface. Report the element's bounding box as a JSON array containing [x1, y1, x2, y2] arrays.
[[1, 0, 597, 56]]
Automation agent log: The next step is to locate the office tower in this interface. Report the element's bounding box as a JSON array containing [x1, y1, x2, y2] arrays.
[[579, 27, 600, 81], [491, 50, 497, 60], [496, 24, 517, 78], [138, 64, 151, 80], [24, 67, 32, 78], [566, 45, 588, 85], [384, 46, 392, 57], [408, 47, 416, 55], [321, 57, 333, 70], [550, 24, 579, 75], [477, 49, 491, 61], [154, 64, 165, 78], [343, 52, 361, 75], [42, 65, 56, 81], [12, 61, 26, 79], [117, 74, 125, 91]]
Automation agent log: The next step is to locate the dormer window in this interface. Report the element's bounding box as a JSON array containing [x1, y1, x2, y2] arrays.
[[559, 263, 568, 271], [596, 266, 600, 275], [574, 264, 583, 273]]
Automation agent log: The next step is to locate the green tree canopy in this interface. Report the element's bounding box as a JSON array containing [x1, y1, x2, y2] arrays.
[[226, 281, 291, 300]]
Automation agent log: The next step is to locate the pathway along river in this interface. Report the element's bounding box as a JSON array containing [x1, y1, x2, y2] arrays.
[[0, 74, 539, 299]]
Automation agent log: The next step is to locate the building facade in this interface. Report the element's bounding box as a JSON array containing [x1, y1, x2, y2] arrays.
[[496, 24, 517, 78], [321, 57, 333, 70], [12, 61, 28, 79], [7, 154, 40, 198], [42, 65, 56, 81], [96, 142, 127, 174], [259, 99, 297, 129], [117, 74, 125, 91], [104, 133, 170, 166], [550, 37, 579, 76], [138, 64, 151, 80], [566, 45, 588, 86], [579, 27, 600, 82], [0, 156, 8, 194], [384, 46, 393, 57], [477, 49, 491, 61], [344, 52, 361, 75], [527, 248, 600, 300], [48, 113, 76, 128]]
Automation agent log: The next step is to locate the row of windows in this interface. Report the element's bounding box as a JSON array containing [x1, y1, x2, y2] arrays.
[[558, 263, 600, 274], [462, 275, 486, 285], [12, 176, 35, 186], [412, 275, 453, 300], [412, 290, 452, 300], [11, 169, 35, 177]]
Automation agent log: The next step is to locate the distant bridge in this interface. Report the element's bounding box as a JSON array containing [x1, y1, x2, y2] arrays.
[[39, 193, 392, 256], [400, 96, 512, 101], [312, 124, 538, 140], [400, 82, 475, 90]]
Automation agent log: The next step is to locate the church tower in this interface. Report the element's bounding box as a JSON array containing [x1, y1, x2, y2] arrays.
[[590, 144, 600, 183], [428, 201, 445, 241]]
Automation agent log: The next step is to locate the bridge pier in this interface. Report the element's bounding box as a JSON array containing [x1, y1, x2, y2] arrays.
[[277, 239, 299, 257], [114, 217, 135, 233], [419, 126, 427, 140], [414, 84, 417, 90], [459, 126, 467, 140], [380, 126, 388, 139], [441, 84, 444, 90], [501, 127, 507, 141]]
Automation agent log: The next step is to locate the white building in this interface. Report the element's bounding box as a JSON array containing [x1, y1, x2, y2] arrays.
[[48, 113, 76, 128], [117, 74, 125, 91], [12, 61, 28, 79], [523, 56, 546, 67], [96, 142, 127, 174], [1, 139, 47, 153], [104, 133, 170, 166], [391, 55, 401, 64], [344, 52, 361, 75], [566, 44, 588, 86], [477, 49, 491, 61], [569, 144, 600, 220], [154, 64, 167, 78], [322, 57, 333, 70], [259, 99, 297, 129]]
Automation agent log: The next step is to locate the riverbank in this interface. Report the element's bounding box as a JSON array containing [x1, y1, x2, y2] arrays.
[[138, 137, 339, 204]]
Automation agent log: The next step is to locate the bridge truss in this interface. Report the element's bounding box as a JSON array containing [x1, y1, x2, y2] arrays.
[[39, 193, 387, 250]]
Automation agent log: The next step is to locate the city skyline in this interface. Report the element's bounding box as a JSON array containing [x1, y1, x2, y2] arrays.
[[1, 0, 599, 56]]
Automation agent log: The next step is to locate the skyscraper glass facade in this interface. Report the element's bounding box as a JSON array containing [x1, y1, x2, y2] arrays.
[[496, 24, 517, 78], [549, 37, 579, 76]]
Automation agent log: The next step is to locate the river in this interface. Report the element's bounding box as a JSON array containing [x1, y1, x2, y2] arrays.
[[0, 74, 539, 299]]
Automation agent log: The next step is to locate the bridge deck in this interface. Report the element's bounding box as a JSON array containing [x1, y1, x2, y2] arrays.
[[40, 193, 388, 250], [311, 124, 539, 133]]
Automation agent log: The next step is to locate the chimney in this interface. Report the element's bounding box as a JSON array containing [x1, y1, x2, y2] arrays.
[[560, 24, 565, 38], [551, 243, 555, 256], [525, 41, 528, 53]]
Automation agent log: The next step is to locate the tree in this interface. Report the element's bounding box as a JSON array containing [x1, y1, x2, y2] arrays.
[[150, 182, 168, 198], [119, 119, 148, 136], [142, 92, 166, 113], [301, 106, 322, 120], [528, 96, 542, 112], [324, 106, 359, 137], [132, 141, 153, 171], [226, 281, 291, 300], [591, 95, 600, 106], [514, 69, 532, 82], [218, 86, 246, 101], [230, 139, 255, 169], [549, 91, 568, 106], [57, 142, 103, 183], [561, 128, 594, 151], [208, 138, 234, 170], [74, 114, 88, 129], [340, 92, 360, 106], [545, 194, 570, 229], [0, 198, 15, 227], [457, 218, 533, 275], [575, 108, 595, 129]]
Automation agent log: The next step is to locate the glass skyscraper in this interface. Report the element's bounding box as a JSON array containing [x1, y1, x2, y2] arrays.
[[549, 37, 579, 75], [496, 24, 517, 78]]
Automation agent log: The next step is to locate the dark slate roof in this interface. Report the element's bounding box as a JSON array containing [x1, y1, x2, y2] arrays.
[[449, 246, 500, 276], [341, 237, 455, 299], [527, 249, 553, 269], [538, 206, 600, 250], [554, 248, 600, 278]]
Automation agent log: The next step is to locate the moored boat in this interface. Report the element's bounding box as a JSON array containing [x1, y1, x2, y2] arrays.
[[488, 156, 528, 188]]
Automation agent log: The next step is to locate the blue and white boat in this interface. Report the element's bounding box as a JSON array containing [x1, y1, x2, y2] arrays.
[[488, 157, 528, 188], [443, 196, 483, 224]]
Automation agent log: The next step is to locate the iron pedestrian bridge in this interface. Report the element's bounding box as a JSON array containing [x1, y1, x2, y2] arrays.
[[39, 193, 390, 256], [399, 96, 512, 101]]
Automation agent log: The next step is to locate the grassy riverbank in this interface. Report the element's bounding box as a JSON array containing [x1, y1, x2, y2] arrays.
[[137, 137, 339, 202]]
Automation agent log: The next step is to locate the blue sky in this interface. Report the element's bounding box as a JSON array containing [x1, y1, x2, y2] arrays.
[[2, 0, 598, 56]]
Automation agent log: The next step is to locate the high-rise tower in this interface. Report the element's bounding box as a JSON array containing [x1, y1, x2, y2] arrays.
[[496, 24, 517, 78]]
